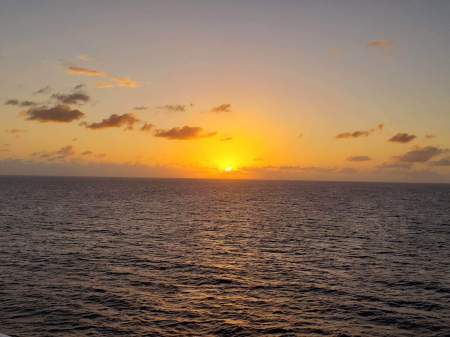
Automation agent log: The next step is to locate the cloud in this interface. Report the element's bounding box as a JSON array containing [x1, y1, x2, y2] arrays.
[[140, 123, 154, 131], [425, 134, 436, 139], [347, 155, 371, 162], [24, 105, 85, 123], [154, 126, 217, 140], [34, 86, 51, 95], [83, 113, 139, 130], [336, 130, 370, 139], [220, 136, 233, 141], [158, 104, 186, 113], [81, 150, 93, 156], [5, 128, 26, 135], [111, 77, 141, 88], [96, 77, 141, 89], [133, 106, 148, 111], [34, 145, 76, 161], [52, 92, 90, 105], [389, 133, 416, 143], [5, 99, 37, 107], [67, 66, 106, 77], [377, 162, 413, 170], [67, 65, 140, 89], [430, 156, 450, 167], [211, 104, 231, 113], [335, 123, 383, 139], [397, 146, 447, 163], [367, 39, 393, 48]]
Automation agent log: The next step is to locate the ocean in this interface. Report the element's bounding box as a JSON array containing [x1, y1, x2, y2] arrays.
[[0, 176, 449, 336]]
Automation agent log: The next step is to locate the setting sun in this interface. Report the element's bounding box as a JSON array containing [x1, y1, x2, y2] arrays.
[[224, 166, 233, 173]]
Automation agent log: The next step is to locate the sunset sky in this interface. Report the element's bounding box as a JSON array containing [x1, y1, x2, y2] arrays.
[[1, 0, 450, 182]]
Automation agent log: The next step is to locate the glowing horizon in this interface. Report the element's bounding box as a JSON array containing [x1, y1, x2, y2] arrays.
[[1, 1, 450, 183]]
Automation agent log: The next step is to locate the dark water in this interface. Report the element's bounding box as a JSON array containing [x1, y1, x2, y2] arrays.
[[0, 177, 449, 337]]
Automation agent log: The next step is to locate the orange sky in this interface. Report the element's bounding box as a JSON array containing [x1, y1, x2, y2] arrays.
[[1, 1, 450, 182]]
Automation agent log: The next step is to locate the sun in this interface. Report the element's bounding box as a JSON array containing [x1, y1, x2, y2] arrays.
[[224, 166, 233, 173]]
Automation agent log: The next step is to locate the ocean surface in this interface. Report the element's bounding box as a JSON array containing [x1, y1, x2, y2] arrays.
[[0, 176, 449, 337]]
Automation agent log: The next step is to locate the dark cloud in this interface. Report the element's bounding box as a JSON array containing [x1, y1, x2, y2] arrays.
[[430, 157, 450, 167], [52, 92, 90, 105], [211, 104, 231, 113], [397, 146, 447, 163], [34, 86, 51, 95], [140, 123, 154, 132], [83, 113, 139, 130], [158, 104, 186, 113], [389, 133, 416, 143], [367, 39, 393, 48], [154, 126, 217, 140], [25, 105, 85, 123], [5, 99, 37, 107], [336, 130, 370, 139], [335, 124, 383, 139], [81, 150, 93, 156], [133, 106, 148, 111], [347, 155, 371, 162]]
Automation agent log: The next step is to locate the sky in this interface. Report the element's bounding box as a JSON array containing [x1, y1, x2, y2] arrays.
[[1, 0, 450, 182]]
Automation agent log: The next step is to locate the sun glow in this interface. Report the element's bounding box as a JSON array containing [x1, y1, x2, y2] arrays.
[[224, 166, 233, 173]]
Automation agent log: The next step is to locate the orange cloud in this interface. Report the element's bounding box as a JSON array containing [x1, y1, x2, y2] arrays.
[[367, 39, 393, 48], [67, 66, 106, 77]]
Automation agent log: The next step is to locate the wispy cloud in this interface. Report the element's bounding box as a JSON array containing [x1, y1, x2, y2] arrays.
[[67, 66, 106, 77], [133, 106, 148, 111], [52, 92, 90, 105], [335, 124, 383, 139], [24, 105, 85, 123], [347, 155, 371, 162], [67, 65, 141, 89], [97, 77, 141, 89], [33, 86, 52, 95], [367, 39, 393, 48], [140, 123, 154, 131], [154, 126, 217, 140], [34, 145, 76, 161], [377, 162, 413, 170], [82, 113, 139, 130], [210, 104, 231, 113], [425, 134, 436, 139], [5, 129, 26, 138], [5, 99, 37, 107], [430, 156, 450, 167], [389, 133, 416, 143], [158, 104, 186, 113]]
